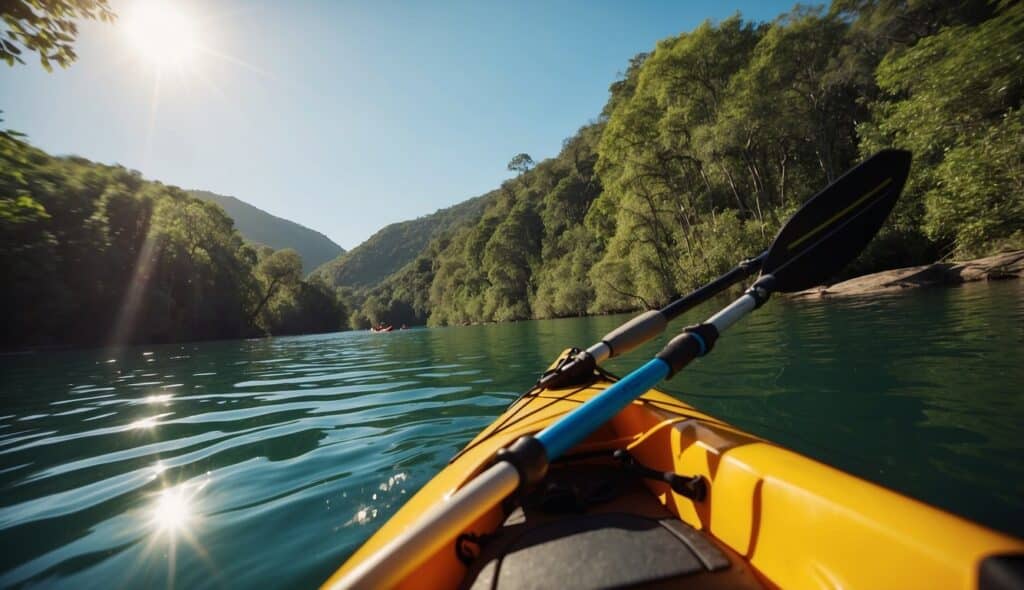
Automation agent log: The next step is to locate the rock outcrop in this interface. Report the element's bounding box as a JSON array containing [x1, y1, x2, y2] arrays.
[[791, 250, 1024, 299]]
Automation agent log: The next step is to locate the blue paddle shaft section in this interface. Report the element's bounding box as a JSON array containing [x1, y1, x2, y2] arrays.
[[536, 358, 670, 459]]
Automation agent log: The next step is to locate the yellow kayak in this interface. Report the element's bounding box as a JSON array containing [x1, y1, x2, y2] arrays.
[[326, 351, 1023, 589]]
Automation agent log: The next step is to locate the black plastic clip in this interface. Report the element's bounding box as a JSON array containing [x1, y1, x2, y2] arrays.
[[614, 449, 707, 501], [537, 349, 596, 390]]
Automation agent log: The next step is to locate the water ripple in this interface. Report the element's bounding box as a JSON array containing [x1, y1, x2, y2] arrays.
[[0, 282, 1022, 588]]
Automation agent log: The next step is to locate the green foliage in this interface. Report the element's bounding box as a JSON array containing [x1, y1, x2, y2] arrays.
[[860, 3, 1024, 257], [924, 108, 1024, 256], [337, 3, 1021, 329], [507, 153, 535, 174], [533, 226, 598, 317], [0, 137, 348, 349], [1, 0, 115, 70], [251, 247, 304, 328], [264, 274, 348, 335]]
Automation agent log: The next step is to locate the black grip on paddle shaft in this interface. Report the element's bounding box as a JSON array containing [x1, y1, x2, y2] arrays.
[[539, 254, 763, 391], [655, 323, 719, 379], [602, 310, 667, 358], [496, 435, 549, 491]]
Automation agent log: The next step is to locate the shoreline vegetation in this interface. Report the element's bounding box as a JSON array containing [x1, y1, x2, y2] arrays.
[[2, 249, 1020, 355], [332, 1, 1023, 330], [0, 135, 350, 350], [433, 251, 1024, 328], [3, 1, 1022, 350]]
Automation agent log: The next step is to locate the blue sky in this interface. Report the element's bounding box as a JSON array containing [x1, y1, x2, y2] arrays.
[[2, 0, 797, 249]]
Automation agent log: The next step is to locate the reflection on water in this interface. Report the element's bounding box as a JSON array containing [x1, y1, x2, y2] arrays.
[[130, 416, 161, 430], [0, 280, 1022, 588], [150, 482, 203, 534]]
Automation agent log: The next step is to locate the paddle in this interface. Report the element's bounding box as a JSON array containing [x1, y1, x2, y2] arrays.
[[537, 253, 764, 389], [539, 149, 912, 391], [329, 149, 912, 589]]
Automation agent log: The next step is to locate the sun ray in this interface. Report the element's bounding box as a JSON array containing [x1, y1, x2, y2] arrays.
[[138, 477, 222, 587], [196, 45, 277, 82], [108, 195, 160, 347], [143, 69, 162, 171]]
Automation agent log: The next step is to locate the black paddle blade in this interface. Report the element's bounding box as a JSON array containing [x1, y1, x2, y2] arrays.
[[763, 149, 912, 292]]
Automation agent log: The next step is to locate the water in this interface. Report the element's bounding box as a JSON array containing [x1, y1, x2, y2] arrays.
[[1, 281, 1022, 588]]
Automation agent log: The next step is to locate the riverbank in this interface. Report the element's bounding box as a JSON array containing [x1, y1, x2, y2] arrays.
[[792, 250, 1024, 299]]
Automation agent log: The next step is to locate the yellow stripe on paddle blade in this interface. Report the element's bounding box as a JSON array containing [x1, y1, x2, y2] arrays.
[[788, 177, 893, 252]]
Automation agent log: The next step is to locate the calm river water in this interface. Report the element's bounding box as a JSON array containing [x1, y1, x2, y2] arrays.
[[1, 281, 1022, 588]]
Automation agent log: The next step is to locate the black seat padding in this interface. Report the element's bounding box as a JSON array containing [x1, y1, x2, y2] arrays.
[[464, 512, 728, 590]]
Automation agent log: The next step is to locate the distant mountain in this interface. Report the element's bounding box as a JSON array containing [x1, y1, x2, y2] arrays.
[[190, 191, 344, 274], [316, 194, 490, 288]]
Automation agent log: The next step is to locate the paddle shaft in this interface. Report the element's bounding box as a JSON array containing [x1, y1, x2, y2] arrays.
[[540, 283, 765, 457], [539, 253, 763, 389], [328, 282, 770, 589], [584, 253, 764, 364], [539, 149, 910, 391], [662, 253, 765, 320], [329, 151, 911, 588]]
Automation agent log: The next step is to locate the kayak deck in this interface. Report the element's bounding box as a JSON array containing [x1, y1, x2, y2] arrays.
[[460, 461, 763, 589], [326, 351, 1023, 589]]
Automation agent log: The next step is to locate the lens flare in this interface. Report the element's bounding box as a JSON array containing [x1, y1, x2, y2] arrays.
[[121, 0, 200, 69]]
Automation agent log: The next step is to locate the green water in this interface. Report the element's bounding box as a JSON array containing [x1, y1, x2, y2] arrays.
[[1, 281, 1022, 588]]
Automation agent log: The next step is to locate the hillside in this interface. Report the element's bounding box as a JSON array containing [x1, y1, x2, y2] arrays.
[[190, 190, 344, 274], [315, 194, 490, 288], [344, 2, 1022, 329]]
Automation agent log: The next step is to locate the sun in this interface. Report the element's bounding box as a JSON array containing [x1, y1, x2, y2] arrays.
[[121, 0, 201, 69]]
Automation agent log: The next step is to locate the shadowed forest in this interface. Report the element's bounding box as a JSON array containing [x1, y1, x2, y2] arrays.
[[0, 137, 349, 347]]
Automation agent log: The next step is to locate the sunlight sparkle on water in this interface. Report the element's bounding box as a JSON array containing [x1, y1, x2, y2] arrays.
[[378, 472, 407, 492], [130, 416, 159, 430], [347, 507, 378, 526], [152, 486, 192, 532], [149, 478, 209, 535]]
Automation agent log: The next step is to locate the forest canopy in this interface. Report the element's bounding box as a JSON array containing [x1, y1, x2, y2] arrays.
[[339, 0, 1023, 328]]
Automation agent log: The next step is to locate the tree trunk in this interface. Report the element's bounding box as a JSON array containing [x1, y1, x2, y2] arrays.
[[249, 278, 281, 323]]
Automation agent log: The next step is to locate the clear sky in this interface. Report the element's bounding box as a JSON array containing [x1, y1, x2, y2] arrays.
[[1, 0, 797, 249]]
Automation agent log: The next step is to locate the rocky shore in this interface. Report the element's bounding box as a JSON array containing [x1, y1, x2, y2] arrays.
[[792, 250, 1024, 299]]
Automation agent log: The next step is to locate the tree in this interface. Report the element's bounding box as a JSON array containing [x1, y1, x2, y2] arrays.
[[507, 153, 534, 174], [1, 0, 115, 70], [859, 3, 1024, 257], [251, 248, 303, 325]]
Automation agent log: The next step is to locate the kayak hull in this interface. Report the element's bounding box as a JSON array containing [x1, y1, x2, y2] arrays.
[[326, 351, 1023, 589]]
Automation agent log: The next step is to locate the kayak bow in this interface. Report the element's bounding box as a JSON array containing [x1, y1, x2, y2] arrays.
[[325, 150, 1023, 588], [326, 352, 1024, 589]]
